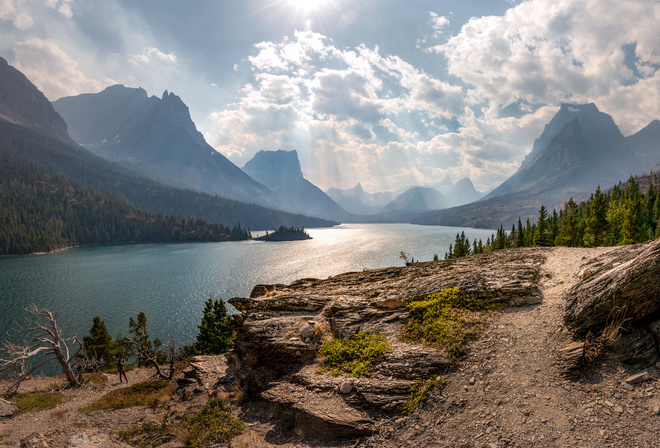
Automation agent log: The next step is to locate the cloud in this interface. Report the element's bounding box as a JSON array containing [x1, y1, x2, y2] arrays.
[[429, 12, 450, 37], [13, 12, 33, 29], [428, 0, 660, 133], [129, 47, 178, 66], [209, 28, 548, 191], [13, 38, 111, 100]]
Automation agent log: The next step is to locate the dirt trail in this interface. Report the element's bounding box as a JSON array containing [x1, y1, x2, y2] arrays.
[[367, 246, 660, 448], [0, 369, 154, 447]]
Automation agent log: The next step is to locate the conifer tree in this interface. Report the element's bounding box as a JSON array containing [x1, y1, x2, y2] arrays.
[[534, 206, 551, 246], [83, 316, 113, 364], [584, 186, 607, 247], [193, 298, 235, 355]]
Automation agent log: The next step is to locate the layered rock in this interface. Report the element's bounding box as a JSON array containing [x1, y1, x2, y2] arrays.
[[564, 237, 660, 366], [224, 249, 546, 437]]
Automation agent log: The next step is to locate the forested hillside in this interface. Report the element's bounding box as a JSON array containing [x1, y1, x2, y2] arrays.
[[0, 120, 336, 231], [0, 150, 249, 255], [445, 173, 660, 258]]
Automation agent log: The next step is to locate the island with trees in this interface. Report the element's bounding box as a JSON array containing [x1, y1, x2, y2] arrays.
[[255, 226, 312, 242]]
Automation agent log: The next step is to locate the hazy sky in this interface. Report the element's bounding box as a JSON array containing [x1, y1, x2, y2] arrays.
[[1, 0, 659, 193]]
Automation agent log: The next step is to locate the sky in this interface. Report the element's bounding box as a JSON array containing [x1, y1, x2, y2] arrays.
[[1, 0, 659, 194]]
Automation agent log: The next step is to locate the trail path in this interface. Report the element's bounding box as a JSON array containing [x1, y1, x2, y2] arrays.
[[367, 247, 660, 448], [0, 369, 154, 447]]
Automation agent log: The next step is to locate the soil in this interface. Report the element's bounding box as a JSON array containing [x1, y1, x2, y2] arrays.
[[2, 247, 660, 447]]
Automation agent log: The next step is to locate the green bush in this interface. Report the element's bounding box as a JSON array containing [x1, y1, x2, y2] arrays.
[[318, 330, 390, 377], [179, 398, 245, 447], [402, 288, 488, 362]]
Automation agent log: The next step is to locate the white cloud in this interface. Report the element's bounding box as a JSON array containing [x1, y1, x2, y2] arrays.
[[13, 38, 111, 100], [13, 12, 33, 29], [209, 30, 525, 191], [429, 12, 450, 37], [129, 47, 177, 66]]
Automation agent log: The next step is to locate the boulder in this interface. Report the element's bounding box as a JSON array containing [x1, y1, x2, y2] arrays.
[[0, 397, 18, 419]]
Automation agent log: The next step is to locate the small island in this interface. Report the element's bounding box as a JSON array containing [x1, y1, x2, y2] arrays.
[[255, 226, 312, 242]]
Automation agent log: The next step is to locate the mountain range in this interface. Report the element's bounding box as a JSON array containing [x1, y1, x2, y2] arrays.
[[53, 85, 278, 208], [326, 176, 483, 216], [0, 57, 335, 255], [418, 103, 660, 228]]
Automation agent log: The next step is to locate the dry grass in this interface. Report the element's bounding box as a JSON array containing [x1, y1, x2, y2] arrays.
[[583, 305, 630, 364], [79, 380, 170, 412], [1, 391, 62, 414]]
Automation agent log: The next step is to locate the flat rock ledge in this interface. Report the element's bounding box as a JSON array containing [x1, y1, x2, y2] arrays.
[[220, 249, 546, 439]]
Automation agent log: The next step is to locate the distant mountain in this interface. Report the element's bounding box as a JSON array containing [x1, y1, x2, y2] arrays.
[[0, 57, 72, 143], [380, 186, 447, 214], [626, 120, 660, 171], [325, 183, 397, 215], [53, 85, 278, 207], [242, 150, 352, 221], [0, 59, 335, 234], [485, 103, 629, 200], [448, 177, 483, 207], [433, 175, 454, 195], [417, 103, 660, 228]]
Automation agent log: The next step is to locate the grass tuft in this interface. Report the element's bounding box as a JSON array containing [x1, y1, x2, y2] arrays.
[[402, 375, 447, 416], [79, 380, 170, 412], [318, 330, 390, 378], [1, 391, 61, 414], [401, 288, 489, 362]]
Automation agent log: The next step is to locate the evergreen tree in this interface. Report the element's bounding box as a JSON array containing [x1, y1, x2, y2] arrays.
[[584, 186, 607, 247], [621, 175, 643, 244], [192, 298, 235, 355], [534, 206, 551, 246], [557, 198, 579, 246], [83, 316, 113, 364], [517, 217, 525, 247]]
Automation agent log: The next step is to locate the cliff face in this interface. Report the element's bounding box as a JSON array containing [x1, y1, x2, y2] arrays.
[[224, 249, 545, 437], [0, 57, 72, 143]]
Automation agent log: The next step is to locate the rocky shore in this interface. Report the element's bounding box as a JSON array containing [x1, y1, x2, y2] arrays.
[[3, 240, 660, 447]]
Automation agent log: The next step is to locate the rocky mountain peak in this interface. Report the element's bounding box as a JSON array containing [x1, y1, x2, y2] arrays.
[[0, 56, 71, 142], [242, 150, 304, 190]]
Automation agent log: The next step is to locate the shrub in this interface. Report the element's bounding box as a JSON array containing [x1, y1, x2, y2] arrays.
[[318, 330, 390, 377], [1, 391, 62, 413], [178, 398, 245, 447], [79, 380, 170, 412], [401, 288, 489, 362]]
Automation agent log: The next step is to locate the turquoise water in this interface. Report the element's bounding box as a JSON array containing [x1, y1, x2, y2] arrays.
[[0, 224, 494, 349]]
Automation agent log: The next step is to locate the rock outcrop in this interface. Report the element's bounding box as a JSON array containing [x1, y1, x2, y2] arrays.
[[0, 397, 18, 419], [564, 237, 660, 366], [224, 249, 546, 438]]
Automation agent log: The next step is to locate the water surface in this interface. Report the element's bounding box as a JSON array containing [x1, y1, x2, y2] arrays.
[[0, 224, 494, 348]]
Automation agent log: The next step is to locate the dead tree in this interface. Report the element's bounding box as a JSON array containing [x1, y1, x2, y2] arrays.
[[132, 337, 186, 381], [0, 305, 84, 394]]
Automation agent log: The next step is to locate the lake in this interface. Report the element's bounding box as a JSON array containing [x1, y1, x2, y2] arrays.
[[0, 223, 494, 351]]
